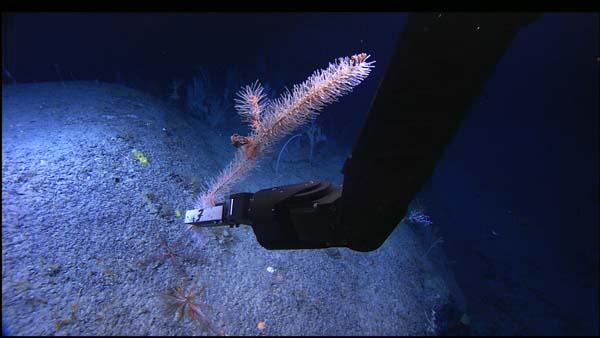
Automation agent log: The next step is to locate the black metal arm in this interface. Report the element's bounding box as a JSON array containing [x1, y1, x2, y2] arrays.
[[185, 13, 542, 251]]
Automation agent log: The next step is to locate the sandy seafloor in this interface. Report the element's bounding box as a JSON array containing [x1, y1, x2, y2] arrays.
[[2, 82, 459, 336]]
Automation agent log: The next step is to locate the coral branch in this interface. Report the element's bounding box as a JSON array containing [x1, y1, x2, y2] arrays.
[[234, 80, 268, 134], [195, 53, 374, 210]]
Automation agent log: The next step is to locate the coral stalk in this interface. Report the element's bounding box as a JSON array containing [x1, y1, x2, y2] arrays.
[[195, 53, 374, 209]]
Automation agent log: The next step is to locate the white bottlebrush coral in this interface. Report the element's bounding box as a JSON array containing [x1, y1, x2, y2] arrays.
[[195, 53, 375, 209], [406, 209, 433, 227], [233, 80, 270, 134]]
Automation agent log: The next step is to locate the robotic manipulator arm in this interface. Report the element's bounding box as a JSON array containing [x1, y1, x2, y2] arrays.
[[184, 13, 541, 252], [185, 181, 345, 250]]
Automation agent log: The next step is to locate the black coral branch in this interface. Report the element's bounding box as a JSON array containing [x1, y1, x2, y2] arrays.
[[195, 53, 374, 209]]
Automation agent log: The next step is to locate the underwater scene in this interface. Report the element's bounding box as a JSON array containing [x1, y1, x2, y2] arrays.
[[1, 12, 598, 336]]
